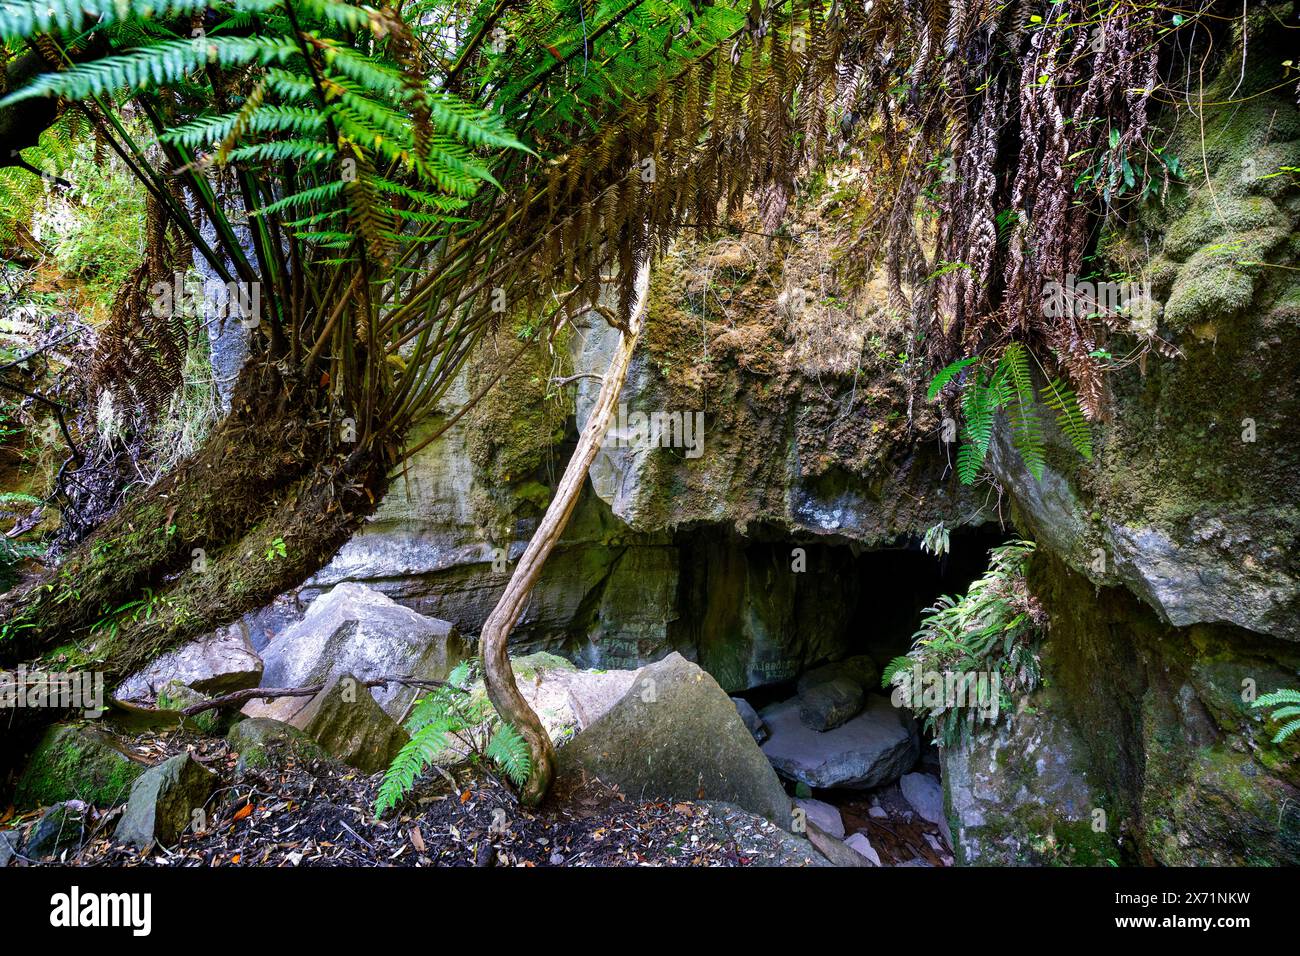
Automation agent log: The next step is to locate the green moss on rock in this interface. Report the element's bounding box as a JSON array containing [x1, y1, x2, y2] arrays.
[[15, 723, 147, 810]]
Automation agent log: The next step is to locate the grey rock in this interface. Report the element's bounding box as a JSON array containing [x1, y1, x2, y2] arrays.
[[15, 724, 147, 810], [900, 772, 946, 827], [844, 832, 881, 866], [692, 802, 831, 867], [804, 820, 871, 867], [941, 694, 1104, 865], [761, 694, 919, 789], [115, 753, 216, 850], [798, 676, 865, 731], [244, 583, 467, 723], [292, 673, 409, 773], [558, 653, 793, 828], [564, 669, 640, 730], [732, 697, 768, 743], [116, 622, 262, 701], [226, 717, 328, 776], [797, 656, 881, 696], [795, 798, 844, 839], [0, 830, 19, 867], [27, 801, 88, 859]]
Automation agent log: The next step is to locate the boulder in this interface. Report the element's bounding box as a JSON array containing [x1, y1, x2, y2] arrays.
[[291, 674, 409, 773], [115, 753, 216, 850], [795, 797, 845, 839], [15, 724, 147, 810], [115, 623, 262, 700], [226, 717, 328, 776], [564, 669, 640, 730], [26, 801, 88, 859], [558, 653, 793, 827], [243, 583, 467, 723], [900, 772, 946, 827], [797, 655, 881, 696], [761, 694, 919, 789], [798, 676, 864, 731], [844, 831, 882, 866], [156, 680, 221, 734], [732, 697, 768, 743]]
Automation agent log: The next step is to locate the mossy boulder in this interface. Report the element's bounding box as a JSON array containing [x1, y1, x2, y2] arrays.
[[115, 753, 216, 851], [14, 724, 147, 811], [226, 717, 328, 776]]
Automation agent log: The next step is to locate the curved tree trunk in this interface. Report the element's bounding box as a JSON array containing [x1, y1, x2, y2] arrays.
[[479, 262, 650, 806]]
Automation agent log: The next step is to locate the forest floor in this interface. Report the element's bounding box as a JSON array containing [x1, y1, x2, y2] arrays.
[[2, 727, 829, 867]]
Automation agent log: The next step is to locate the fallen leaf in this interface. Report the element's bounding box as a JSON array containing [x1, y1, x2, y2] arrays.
[[233, 803, 253, 822], [459, 789, 471, 804], [410, 827, 426, 852]]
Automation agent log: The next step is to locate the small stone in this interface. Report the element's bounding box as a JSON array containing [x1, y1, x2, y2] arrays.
[[26, 801, 88, 859], [115, 753, 216, 850], [795, 798, 845, 839], [0, 830, 20, 867], [844, 832, 882, 866]]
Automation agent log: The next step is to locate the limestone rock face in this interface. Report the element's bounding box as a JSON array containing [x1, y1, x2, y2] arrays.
[[115, 623, 262, 701], [761, 695, 918, 790], [292, 674, 409, 774], [115, 753, 216, 850], [558, 653, 793, 828], [243, 583, 467, 723], [15, 724, 147, 810]]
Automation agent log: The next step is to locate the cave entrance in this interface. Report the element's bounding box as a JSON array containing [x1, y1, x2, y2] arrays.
[[674, 522, 1009, 866]]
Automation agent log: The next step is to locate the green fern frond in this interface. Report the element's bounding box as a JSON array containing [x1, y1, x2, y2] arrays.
[[486, 722, 531, 786], [1041, 377, 1093, 461], [0, 37, 300, 107], [927, 355, 979, 400], [374, 718, 452, 817]]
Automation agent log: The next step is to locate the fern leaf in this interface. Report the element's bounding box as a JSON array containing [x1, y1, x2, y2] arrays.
[[1041, 377, 1093, 461], [927, 355, 979, 400], [486, 722, 531, 787]]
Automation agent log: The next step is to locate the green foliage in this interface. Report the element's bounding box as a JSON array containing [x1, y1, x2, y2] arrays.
[[930, 345, 1093, 485], [375, 660, 532, 817], [921, 520, 950, 558], [1253, 689, 1300, 745], [883, 540, 1045, 747]]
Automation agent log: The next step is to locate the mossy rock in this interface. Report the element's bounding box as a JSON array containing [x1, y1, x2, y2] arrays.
[[226, 717, 329, 776], [510, 651, 577, 683], [14, 724, 148, 811]]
